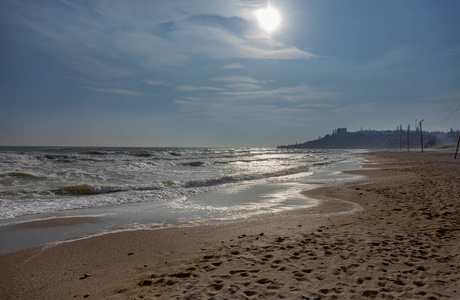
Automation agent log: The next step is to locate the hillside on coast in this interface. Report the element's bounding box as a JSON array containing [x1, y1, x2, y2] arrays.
[[278, 128, 459, 149]]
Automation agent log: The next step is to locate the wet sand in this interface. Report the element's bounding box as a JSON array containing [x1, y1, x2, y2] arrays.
[[0, 150, 458, 299], [15, 217, 100, 229]]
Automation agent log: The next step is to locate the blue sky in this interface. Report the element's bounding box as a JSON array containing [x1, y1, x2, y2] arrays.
[[1, 0, 459, 147]]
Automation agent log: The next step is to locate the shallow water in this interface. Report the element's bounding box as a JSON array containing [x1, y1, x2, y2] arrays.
[[0, 147, 365, 255]]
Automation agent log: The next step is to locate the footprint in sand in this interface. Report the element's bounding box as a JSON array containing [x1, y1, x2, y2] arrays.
[[229, 269, 247, 275], [243, 290, 258, 297], [207, 281, 223, 291], [292, 270, 309, 282], [256, 278, 273, 285]]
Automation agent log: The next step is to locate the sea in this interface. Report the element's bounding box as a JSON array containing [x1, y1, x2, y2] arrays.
[[0, 147, 364, 254]]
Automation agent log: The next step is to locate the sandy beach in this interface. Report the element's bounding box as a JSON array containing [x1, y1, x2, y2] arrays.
[[0, 150, 458, 299]]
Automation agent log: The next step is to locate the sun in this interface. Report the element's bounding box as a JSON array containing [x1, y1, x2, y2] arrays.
[[256, 6, 281, 32]]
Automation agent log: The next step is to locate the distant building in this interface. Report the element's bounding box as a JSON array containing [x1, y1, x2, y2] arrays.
[[333, 128, 347, 135]]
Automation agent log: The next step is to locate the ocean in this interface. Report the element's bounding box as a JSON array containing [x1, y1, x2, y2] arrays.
[[0, 147, 364, 254]]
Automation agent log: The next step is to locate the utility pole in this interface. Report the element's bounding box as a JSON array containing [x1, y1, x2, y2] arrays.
[[407, 124, 410, 152], [455, 134, 460, 159], [419, 119, 424, 153]]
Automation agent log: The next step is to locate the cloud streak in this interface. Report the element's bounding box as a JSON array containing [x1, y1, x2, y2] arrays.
[[86, 87, 145, 97], [222, 63, 245, 69], [4, 0, 316, 78], [211, 76, 266, 84], [143, 80, 170, 86], [175, 80, 339, 124], [176, 85, 225, 92]]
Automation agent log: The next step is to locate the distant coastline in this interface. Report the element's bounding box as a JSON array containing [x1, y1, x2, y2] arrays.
[[278, 127, 460, 149]]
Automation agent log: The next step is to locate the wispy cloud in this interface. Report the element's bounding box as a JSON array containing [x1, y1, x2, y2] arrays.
[[176, 85, 225, 92], [171, 23, 315, 61], [218, 84, 338, 104], [175, 97, 319, 125], [222, 63, 245, 69], [5, 1, 316, 78], [362, 45, 416, 70], [58, 52, 132, 79], [331, 103, 374, 114], [143, 79, 170, 86], [86, 87, 145, 97], [226, 83, 262, 91], [113, 32, 188, 68], [211, 76, 266, 84], [174, 80, 339, 124]]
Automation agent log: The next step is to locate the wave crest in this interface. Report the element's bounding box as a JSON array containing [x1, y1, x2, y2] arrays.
[[52, 185, 122, 196]]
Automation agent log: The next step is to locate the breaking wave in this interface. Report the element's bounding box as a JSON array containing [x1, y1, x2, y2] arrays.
[[0, 146, 354, 220]]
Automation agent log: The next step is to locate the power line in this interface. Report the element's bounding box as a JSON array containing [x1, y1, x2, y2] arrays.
[[439, 101, 460, 123], [427, 99, 460, 125]]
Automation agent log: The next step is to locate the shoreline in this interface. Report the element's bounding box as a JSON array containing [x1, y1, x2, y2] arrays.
[[15, 216, 101, 229], [1, 150, 458, 299], [0, 152, 364, 256]]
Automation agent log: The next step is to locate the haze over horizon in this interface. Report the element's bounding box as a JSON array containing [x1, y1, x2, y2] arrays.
[[1, 0, 459, 147]]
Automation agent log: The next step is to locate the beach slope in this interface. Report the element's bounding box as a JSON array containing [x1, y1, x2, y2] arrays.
[[0, 150, 458, 299]]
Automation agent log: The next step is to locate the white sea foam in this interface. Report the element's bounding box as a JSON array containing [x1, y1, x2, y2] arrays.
[[0, 147, 361, 220], [0, 148, 367, 255]]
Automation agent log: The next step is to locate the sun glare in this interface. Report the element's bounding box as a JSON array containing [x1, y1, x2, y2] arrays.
[[256, 6, 281, 32]]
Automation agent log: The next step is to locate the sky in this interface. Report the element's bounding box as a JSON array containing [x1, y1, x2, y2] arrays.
[[1, 0, 459, 147]]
